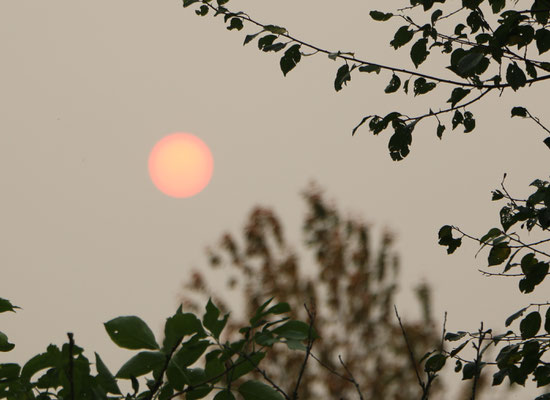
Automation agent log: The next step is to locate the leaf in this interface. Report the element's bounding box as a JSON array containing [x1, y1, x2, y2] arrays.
[[384, 74, 401, 93], [410, 38, 429, 68], [116, 351, 165, 379], [258, 35, 277, 51], [238, 380, 285, 400], [456, 51, 484, 75], [227, 18, 243, 31], [172, 339, 210, 367], [445, 331, 467, 341], [480, 228, 502, 244], [463, 111, 475, 133], [506, 62, 527, 91], [488, 242, 510, 266], [0, 298, 20, 314], [390, 26, 414, 49], [545, 307, 550, 334], [0, 363, 20, 381], [388, 122, 414, 161], [195, 5, 208, 16], [352, 115, 372, 136], [536, 28, 550, 54], [358, 64, 381, 74], [438, 225, 462, 254], [436, 123, 445, 139], [272, 320, 318, 340], [452, 110, 463, 129], [214, 391, 236, 400], [450, 340, 470, 357], [520, 312, 541, 339], [280, 44, 301, 76], [263, 25, 287, 35], [243, 32, 262, 46], [0, 331, 15, 352], [231, 352, 265, 380], [95, 353, 121, 394], [104, 316, 159, 350], [413, 77, 436, 96], [164, 308, 206, 351], [431, 9, 443, 24], [447, 88, 471, 107], [369, 11, 393, 21], [505, 307, 528, 327], [511, 106, 528, 117], [424, 353, 446, 372], [334, 64, 351, 92], [203, 298, 229, 340]]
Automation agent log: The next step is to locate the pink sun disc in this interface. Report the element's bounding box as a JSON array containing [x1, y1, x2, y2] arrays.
[[148, 133, 213, 198]]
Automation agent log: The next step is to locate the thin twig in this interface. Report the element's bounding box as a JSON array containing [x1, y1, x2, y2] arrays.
[[338, 355, 365, 400], [291, 303, 316, 400], [394, 306, 425, 394]]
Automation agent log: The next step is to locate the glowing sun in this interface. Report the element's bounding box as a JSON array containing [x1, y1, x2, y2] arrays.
[[148, 133, 213, 198]]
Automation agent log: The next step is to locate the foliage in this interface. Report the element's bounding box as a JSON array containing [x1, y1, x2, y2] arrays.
[[0, 296, 320, 399], [183, 0, 550, 160], [180, 185, 459, 399]]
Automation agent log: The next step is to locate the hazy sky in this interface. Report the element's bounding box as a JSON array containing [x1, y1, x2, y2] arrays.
[[2, 1, 549, 397]]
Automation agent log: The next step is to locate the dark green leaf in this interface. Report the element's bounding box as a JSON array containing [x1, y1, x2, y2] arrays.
[[358, 64, 381, 74], [203, 298, 229, 340], [413, 77, 436, 96], [243, 32, 261, 46], [238, 380, 285, 400], [272, 320, 317, 340], [456, 52, 484, 75], [231, 352, 265, 380], [164, 308, 206, 351], [431, 9, 443, 24], [0, 332, 14, 352], [447, 88, 471, 107], [183, 0, 200, 7], [536, 29, 550, 54], [0, 298, 20, 314], [492, 190, 504, 200], [452, 110, 463, 129], [104, 316, 159, 350], [258, 35, 276, 51], [384, 74, 401, 93], [172, 340, 210, 368], [280, 44, 301, 76], [334, 64, 351, 92], [424, 353, 446, 372], [195, 5, 208, 16], [369, 11, 393, 21], [438, 225, 462, 254], [480, 228, 502, 244], [436, 123, 445, 139], [388, 122, 414, 161], [445, 331, 467, 341], [511, 106, 528, 117], [227, 18, 243, 31], [95, 353, 121, 394], [489, 0, 505, 13], [506, 62, 527, 91], [116, 351, 165, 379], [488, 242, 510, 266], [214, 390, 236, 400], [506, 307, 528, 327], [390, 26, 415, 49], [352, 115, 372, 136], [450, 340, 469, 357], [463, 111, 475, 133], [520, 312, 541, 339], [263, 25, 287, 35], [0, 363, 20, 381], [410, 38, 429, 68]]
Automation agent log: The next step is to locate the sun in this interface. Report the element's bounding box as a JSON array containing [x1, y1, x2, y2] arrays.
[[148, 133, 213, 198]]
